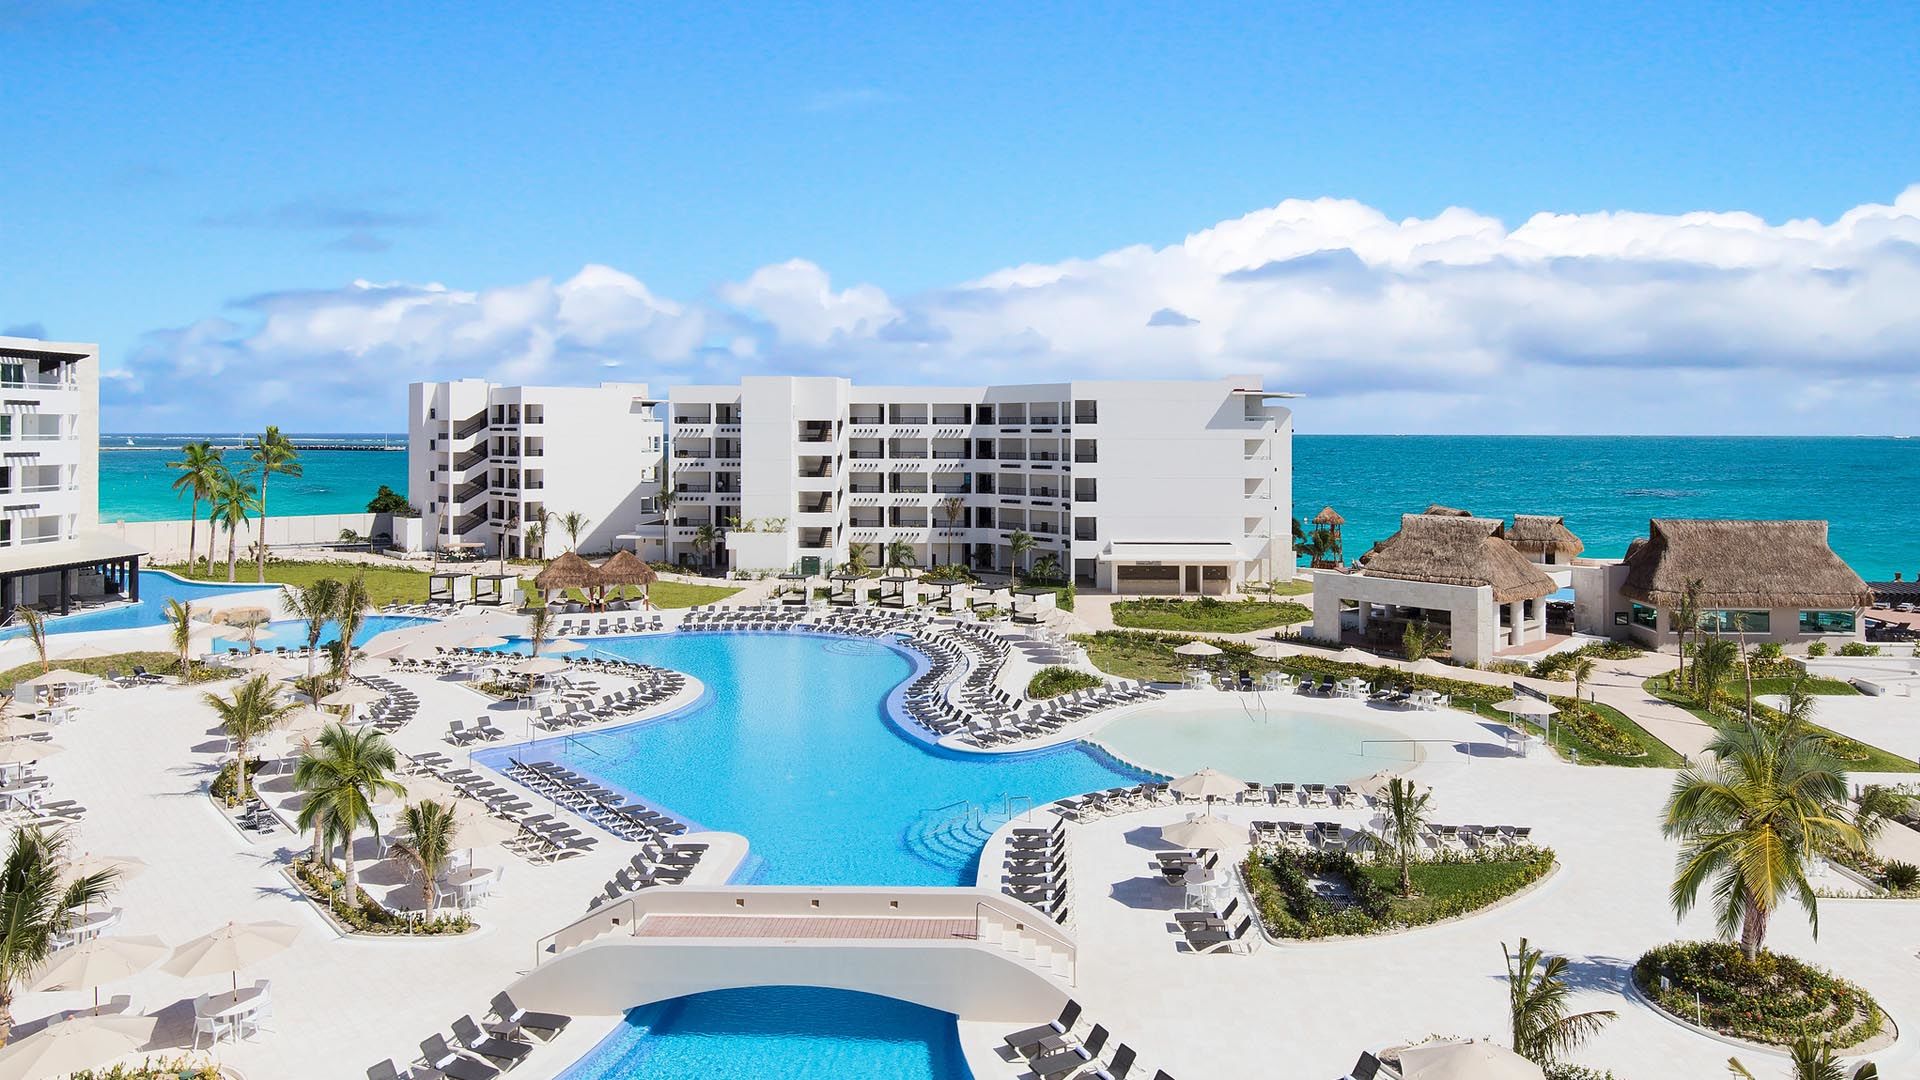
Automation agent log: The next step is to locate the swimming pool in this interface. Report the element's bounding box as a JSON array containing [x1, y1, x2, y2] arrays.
[[475, 631, 1149, 886], [0, 571, 280, 639], [556, 987, 973, 1080], [210, 614, 434, 653], [1090, 696, 1418, 781]]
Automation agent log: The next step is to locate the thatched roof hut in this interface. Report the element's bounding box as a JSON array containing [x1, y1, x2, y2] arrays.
[[1507, 514, 1585, 559], [594, 549, 658, 588], [1620, 519, 1872, 610], [1312, 506, 1345, 527], [1358, 513, 1556, 603], [1422, 504, 1473, 518], [533, 551, 599, 591]]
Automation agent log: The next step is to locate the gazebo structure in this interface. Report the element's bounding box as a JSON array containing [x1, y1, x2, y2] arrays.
[[593, 549, 658, 605], [1572, 519, 1873, 650], [427, 571, 472, 605], [1308, 506, 1346, 567], [1309, 509, 1557, 664], [471, 573, 520, 607]]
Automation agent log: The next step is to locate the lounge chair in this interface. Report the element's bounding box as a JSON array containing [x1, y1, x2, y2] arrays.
[[366, 1061, 409, 1080], [1085, 1044, 1138, 1080], [419, 1034, 501, 1080], [1004, 1000, 1081, 1055], [452, 1015, 534, 1067], [1031, 1025, 1108, 1079], [1184, 915, 1253, 954]]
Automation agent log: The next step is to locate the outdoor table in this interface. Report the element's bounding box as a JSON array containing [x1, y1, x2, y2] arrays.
[[1337, 677, 1368, 698], [442, 865, 497, 907], [55, 907, 120, 946], [198, 984, 268, 1043], [1261, 671, 1292, 691]]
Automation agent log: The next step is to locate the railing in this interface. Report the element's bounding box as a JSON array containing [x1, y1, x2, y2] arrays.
[[453, 411, 488, 439], [453, 445, 488, 471]]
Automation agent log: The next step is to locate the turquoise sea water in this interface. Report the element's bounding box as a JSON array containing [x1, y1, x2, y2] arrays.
[[98, 434, 1919, 580]]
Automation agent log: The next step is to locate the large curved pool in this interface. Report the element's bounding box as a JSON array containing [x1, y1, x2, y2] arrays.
[[475, 631, 1148, 885], [557, 987, 972, 1080], [0, 571, 279, 639]]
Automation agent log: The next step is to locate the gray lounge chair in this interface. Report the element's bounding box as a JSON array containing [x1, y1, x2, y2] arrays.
[[453, 1015, 533, 1067], [489, 992, 571, 1040], [366, 1061, 408, 1080], [419, 1034, 501, 1080], [1031, 1025, 1108, 1079], [1004, 999, 1080, 1055]]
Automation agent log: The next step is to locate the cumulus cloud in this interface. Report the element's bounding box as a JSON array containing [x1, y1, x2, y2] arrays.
[[106, 188, 1920, 432]]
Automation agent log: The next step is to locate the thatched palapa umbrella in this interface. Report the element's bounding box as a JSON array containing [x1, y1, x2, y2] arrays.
[[594, 549, 658, 605], [533, 551, 599, 600]]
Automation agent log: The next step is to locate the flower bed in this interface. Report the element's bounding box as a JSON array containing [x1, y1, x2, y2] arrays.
[[1026, 666, 1104, 700], [209, 758, 265, 806], [1243, 845, 1555, 939], [289, 856, 473, 936], [1633, 942, 1886, 1049], [71, 1058, 223, 1080]]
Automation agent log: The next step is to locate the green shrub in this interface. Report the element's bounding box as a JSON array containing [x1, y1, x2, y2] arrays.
[[209, 758, 263, 806], [70, 1058, 221, 1080], [1027, 666, 1103, 700], [1243, 846, 1554, 939], [1634, 942, 1883, 1048], [919, 563, 978, 584], [290, 857, 473, 936], [1807, 641, 1830, 657], [1553, 702, 1646, 758], [1753, 641, 1785, 662], [1838, 642, 1881, 657], [1882, 860, 1920, 892]]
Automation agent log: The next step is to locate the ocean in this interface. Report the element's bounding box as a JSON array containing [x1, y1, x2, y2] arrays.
[[97, 433, 1920, 582]]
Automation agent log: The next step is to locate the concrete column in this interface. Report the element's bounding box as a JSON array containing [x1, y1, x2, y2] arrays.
[[1508, 599, 1525, 647], [59, 570, 73, 616], [1354, 601, 1370, 634]]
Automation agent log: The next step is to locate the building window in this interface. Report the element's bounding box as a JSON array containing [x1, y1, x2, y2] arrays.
[[1630, 602, 1659, 630], [1798, 610, 1856, 635], [1699, 610, 1771, 633]]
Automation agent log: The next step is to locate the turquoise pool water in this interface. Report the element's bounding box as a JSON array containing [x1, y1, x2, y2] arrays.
[[556, 987, 972, 1080], [1091, 698, 1418, 781], [1, 571, 279, 640], [475, 631, 1148, 886], [209, 614, 432, 652]]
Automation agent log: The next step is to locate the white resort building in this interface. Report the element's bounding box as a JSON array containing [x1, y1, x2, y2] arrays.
[[0, 334, 144, 620], [658, 375, 1294, 590], [407, 379, 667, 561]]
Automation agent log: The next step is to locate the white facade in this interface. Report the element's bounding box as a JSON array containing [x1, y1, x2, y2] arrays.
[[664, 375, 1291, 589], [407, 380, 665, 559], [0, 335, 144, 618]]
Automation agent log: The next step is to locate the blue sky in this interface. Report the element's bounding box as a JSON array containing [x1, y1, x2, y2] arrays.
[[3, 2, 1919, 433]]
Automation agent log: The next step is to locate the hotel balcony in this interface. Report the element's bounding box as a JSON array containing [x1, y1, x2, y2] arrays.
[[796, 421, 836, 444]]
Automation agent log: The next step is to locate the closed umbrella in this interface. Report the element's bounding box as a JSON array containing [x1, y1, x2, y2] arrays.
[[1399, 1040, 1545, 1080], [1169, 767, 1245, 801], [164, 920, 300, 1001], [1161, 815, 1242, 850], [31, 934, 168, 1012], [0, 1014, 159, 1080], [1172, 641, 1222, 658]]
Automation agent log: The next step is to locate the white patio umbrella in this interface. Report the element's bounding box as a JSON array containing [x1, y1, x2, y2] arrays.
[[1334, 647, 1377, 664], [163, 920, 300, 1000], [1406, 657, 1451, 677], [460, 633, 509, 650], [1160, 814, 1242, 850], [0, 741, 60, 766], [16, 669, 99, 691], [1171, 641, 1222, 658], [60, 853, 147, 886], [230, 651, 298, 675], [31, 934, 168, 1012], [1169, 767, 1245, 801], [1493, 696, 1557, 718], [49, 643, 116, 662], [0, 715, 56, 740], [512, 656, 569, 676], [448, 802, 521, 848], [542, 638, 587, 654], [320, 684, 385, 708], [1399, 1039, 1544, 1080], [0, 1014, 159, 1080], [398, 775, 464, 806]]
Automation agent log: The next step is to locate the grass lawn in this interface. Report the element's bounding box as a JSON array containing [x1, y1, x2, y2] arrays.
[[1739, 675, 1859, 696], [1644, 674, 1917, 773], [1250, 578, 1314, 597], [1357, 859, 1537, 923], [157, 560, 435, 606], [1511, 700, 1686, 768], [1110, 597, 1311, 634]]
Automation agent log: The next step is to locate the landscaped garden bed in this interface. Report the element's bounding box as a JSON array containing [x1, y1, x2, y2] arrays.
[[288, 856, 474, 936], [1026, 665, 1104, 700], [69, 1058, 227, 1080], [1644, 673, 1916, 772], [1242, 845, 1556, 939], [1633, 941, 1889, 1050], [1109, 596, 1310, 633]]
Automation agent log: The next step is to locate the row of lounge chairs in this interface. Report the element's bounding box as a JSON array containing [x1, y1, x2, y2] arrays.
[[356, 674, 418, 733], [501, 760, 689, 843], [959, 681, 1163, 747], [378, 601, 457, 617], [1250, 819, 1533, 854], [553, 613, 666, 635], [678, 605, 809, 631], [1002, 818, 1073, 926], [586, 840, 711, 909], [401, 755, 599, 863], [1004, 1000, 1178, 1080], [369, 992, 571, 1079]]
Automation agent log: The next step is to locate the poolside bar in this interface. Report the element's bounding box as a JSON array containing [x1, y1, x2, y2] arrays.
[[0, 534, 148, 621]]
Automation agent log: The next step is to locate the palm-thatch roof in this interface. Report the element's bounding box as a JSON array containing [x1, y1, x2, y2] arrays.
[[594, 549, 658, 587], [533, 551, 598, 591], [1422, 504, 1473, 518], [1357, 514, 1557, 603], [1620, 519, 1871, 610], [1312, 505, 1346, 526], [1506, 514, 1585, 558]]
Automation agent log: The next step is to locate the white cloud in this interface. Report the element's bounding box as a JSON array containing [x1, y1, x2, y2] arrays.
[[106, 188, 1920, 433]]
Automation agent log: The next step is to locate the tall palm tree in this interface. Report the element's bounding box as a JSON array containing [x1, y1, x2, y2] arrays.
[[1031, 554, 1064, 584], [1690, 635, 1739, 709], [246, 428, 301, 582], [203, 674, 296, 804], [1665, 715, 1860, 961], [1503, 938, 1616, 1067], [939, 495, 965, 568], [1377, 778, 1431, 897], [560, 510, 591, 552], [164, 597, 195, 678], [210, 471, 260, 583], [14, 610, 46, 675], [292, 724, 404, 903], [333, 575, 373, 688], [1728, 1036, 1877, 1080], [389, 800, 457, 918], [527, 605, 555, 658], [844, 541, 870, 576], [1673, 578, 1705, 689], [1008, 530, 1035, 582], [1567, 655, 1597, 703], [167, 441, 225, 574], [523, 520, 545, 562], [0, 827, 117, 1046], [283, 578, 343, 691], [886, 538, 917, 573]]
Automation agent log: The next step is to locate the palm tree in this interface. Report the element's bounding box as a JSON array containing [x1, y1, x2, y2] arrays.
[[389, 800, 457, 918], [1567, 655, 1597, 703], [1852, 784, 1915, 848], [333, 575, 373, 688], [1503, 938, 1616, 1067], [211, 471, 260, 583], [1665, 715, 1860, 961], [1728, 1036, 1877, 1080], [14, 609, 46, 675], [527, 605, 555, 658], [1030, 554, 1063, 584], [1401, 620, 1444, 663], [1008, 530, 1035, 582], [203, 674, 296, 804], [691, 523, 718, 569], [560, 511, 591, 552], [292, 724, 404, 903], [247, 427, 302, 582], [164, 597, 195, 678], [939, 496, 965, 568], [1377, 778, 1431, 897], [886, 539, 917, 573], [1690, 635, 1739, 709], [844, 542, 871, 576], [1673, 578, 1705, 689], [523, 520, 545, 562], [167, 441, 225, 574], [0, 826, 117, 1046], [283, 578, 342, 692]]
